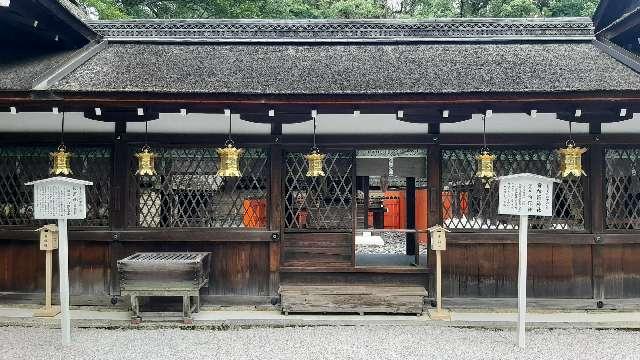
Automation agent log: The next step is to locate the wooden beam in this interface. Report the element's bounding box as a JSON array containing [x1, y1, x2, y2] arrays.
[[406, 177, 417, 257], [32, 40, 107, 91], [110, 120, 127, 295], [446, 232, 597, 244], [268, 140, 283, 297], [589, 143, 605, 302]]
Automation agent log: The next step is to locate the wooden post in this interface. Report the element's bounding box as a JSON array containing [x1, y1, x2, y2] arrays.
[[268, 124, 283, 297], [45, 250, 53, 309], [436, 250, 442, 311], [427, 225, 449, 320], [110, 121, 127, 296], [427, 143, 442, 296], [589, 141, 605, 303], [58, 218, 71, 345], [517, 214, 528, 349], [427, 249, 450, 320], [406, 176, 416, 260], [34, 248, 60, 317]]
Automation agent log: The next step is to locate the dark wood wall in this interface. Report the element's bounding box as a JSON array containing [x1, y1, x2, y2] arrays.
[[0, 240, 271, 299], [4, 132, 640, 302]]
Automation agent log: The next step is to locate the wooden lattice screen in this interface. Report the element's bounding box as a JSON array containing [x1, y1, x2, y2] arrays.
[[605, 148, 640, 230], [128, 146, 269, 228], [441, 148, 585, 231], [284, 151, 353, 231], [0, 146, 111, 227]]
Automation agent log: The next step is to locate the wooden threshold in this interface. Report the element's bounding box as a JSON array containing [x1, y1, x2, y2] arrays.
[[280, 266, 432, 274]]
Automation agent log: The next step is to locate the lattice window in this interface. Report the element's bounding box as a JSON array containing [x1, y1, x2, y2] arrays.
[[442, 148, 585, 231], [605, 148, 640, 230], [128, 146, 268, 228], [0, 146, 111, 227], [285, 151, 353, 231]]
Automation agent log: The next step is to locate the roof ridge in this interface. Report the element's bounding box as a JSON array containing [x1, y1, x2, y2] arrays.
[[86, 17, 594, 43]]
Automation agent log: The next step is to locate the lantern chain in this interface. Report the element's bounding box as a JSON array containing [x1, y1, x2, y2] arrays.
[[567, 121, 574, 147], [482, 114, 488, 151], [226, 110, 233, 146], [312, 115, 317, 150], [60, 111, 65, 148]]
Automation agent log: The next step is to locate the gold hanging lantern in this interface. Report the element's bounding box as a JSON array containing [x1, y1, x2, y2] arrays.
[[50, 144, 72, 176], [306, 113, 325, 177], [306, 148, 325, 177], [474, 115, 495, 188], [135, 145, 157, 176], [475, 149, 496, 188], [216, 140, 243, 177], [557, 141, 587, 178], [135, 121, 157, 176]]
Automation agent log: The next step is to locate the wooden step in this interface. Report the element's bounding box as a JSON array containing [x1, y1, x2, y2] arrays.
[[279, 285, 427, 315]]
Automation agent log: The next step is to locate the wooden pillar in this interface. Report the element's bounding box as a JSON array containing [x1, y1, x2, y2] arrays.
[[110, 121, 128, 296], [589, 128, 605, 303], [360, 176, 370, 229], [406, 177, 416, 256], [268, 123, 283, 298], [427, 141, 443, 294]]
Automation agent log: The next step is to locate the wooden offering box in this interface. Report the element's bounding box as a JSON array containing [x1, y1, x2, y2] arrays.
[[117, 252, 211, 324]]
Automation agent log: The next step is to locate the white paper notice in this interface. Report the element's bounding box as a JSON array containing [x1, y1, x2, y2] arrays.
[[498, 174, 555, 217], [32, 182, 87, 220]]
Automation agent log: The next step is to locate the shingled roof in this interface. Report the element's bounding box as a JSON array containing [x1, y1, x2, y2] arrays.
[[53, 41, 640, 95], [47, 18, 640, 96]]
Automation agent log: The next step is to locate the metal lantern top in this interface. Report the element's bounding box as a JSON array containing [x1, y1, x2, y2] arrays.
[[50, 144, 72, 176], [557, 141, 587, 178], [305, 148, 326, 177], [216, 141, 243, 177], [135, 145, 157, 176], [475, 149, 496, 187]]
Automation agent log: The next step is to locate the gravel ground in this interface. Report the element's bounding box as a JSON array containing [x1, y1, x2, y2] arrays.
[[1, 325, 639, 360], [356, 232, 429, 255]]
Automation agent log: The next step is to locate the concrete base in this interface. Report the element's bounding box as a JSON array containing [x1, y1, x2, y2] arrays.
[[428, 309, 451, 321], [33, 306, 60, 318]]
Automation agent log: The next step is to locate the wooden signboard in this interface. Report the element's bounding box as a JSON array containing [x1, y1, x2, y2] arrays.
[[427, 225, 450, 320], [498, 173, 558, 349], [25, 177, 92, 346], [28, 177, 91, 220], [498, 173, 554, 217]]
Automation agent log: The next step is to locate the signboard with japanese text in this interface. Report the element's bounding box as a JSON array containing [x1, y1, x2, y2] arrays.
[[498, 173, 558, 217], [26, 177, 93, 220]]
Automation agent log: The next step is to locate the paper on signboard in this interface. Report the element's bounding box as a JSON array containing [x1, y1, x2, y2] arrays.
[[497, 173, 558, 217], [25, 177, 92, 220]]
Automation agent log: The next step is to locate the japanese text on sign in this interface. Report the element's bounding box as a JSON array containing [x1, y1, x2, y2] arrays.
[[32, 182, 87, 219], [498, 174, 555, 217]]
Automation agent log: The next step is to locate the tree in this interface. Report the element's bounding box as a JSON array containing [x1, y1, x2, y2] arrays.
[[78, 0, 599, 20], [484, 0, 541, 17], [544, 0, 599, 17], [403, 0, 458, 18]]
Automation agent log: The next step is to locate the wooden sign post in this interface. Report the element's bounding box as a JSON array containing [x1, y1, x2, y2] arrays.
[[33, 224, 60, 317], [498, 173, 557, 348], [25, 177, 92, 345], [427, 225, 450, 320]]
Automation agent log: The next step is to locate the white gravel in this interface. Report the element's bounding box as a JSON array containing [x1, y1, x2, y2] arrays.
[[1, 325, 639, 360], [356, 232, 429, 255]]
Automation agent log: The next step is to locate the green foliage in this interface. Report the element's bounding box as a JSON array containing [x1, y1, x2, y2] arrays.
[[485, 0, 541, 17], [408, 0, 458, 18], [77, 0, 599, 20], [544, 0, 599, 17], [80, 0, 128, 19]]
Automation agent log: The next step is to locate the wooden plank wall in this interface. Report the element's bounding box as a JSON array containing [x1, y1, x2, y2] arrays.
[[0, 240, 110, 296], [281, 233, 352, 267], [0, 240, 270, 298], [441, 244, 593, 298]]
